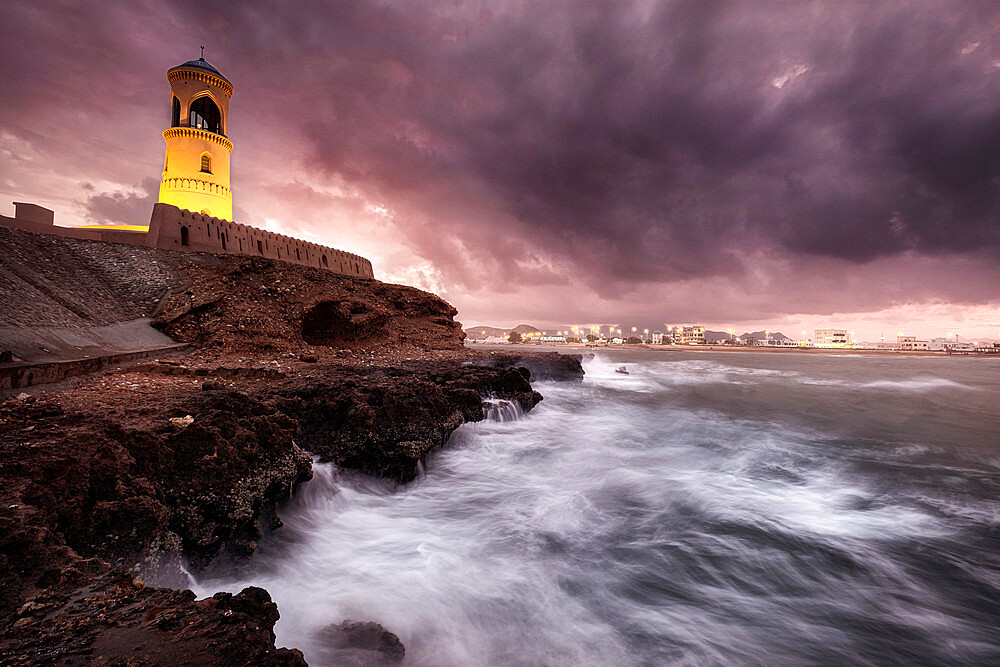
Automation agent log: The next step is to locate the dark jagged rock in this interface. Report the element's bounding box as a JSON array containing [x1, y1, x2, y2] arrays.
[[0, 233, 585, 662], [152, 255, 467, 356], [0, 389, 314, 618], [475, 350, 586, 382], [272, 361, 542, 481], [317, 620, 405, 666], [0, 568, 305, 666]]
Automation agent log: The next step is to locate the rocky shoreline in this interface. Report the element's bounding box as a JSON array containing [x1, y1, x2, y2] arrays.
[[0, 235, 583, 664]]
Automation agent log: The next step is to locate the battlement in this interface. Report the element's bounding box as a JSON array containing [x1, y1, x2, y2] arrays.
[[147, 203, 374, 278], [0, 201, 375, 280]]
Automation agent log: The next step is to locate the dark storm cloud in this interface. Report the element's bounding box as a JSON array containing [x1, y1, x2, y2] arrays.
[[1, 0, 999, 319], [155, 0, 1000, 288], [80, 178, 159, 226]]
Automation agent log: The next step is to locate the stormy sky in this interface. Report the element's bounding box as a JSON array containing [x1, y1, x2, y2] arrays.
[[2, 0, 999, 338]]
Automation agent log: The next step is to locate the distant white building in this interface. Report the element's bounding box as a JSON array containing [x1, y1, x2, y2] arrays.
[[875, 334, 929, 351], [539, 336, 566, 343], [927, 337, 951, 351], [814, 329, 852, 348], [896, 335, 929, 351], [652, 330, 664, 345], [754, 333, 791, 346], [927, 337, 979, 351]]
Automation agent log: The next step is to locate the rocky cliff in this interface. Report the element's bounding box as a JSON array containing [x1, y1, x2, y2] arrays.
[[0, 231, 583, 664]]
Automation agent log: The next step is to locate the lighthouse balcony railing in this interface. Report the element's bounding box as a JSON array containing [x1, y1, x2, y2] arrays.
[[162, 127, 233, 151], [168, 120, 227, 138]]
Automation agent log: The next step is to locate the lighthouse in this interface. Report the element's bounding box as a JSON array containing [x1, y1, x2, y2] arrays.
[[158, 50, 234, 221]]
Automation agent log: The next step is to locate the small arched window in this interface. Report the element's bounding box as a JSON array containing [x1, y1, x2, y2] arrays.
[[200, 154, 211, 173], [321, 255, 329, 268], [180, 225, 190, 246], [171, 96, 181, 127]]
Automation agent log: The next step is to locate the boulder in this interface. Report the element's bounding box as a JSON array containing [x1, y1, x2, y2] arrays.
[[317, 620, 405, 666]]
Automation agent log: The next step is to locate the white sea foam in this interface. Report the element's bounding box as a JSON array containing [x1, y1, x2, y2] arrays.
[[862, 377, 978, 391], [481, 396, 524, 421], [185, 351, 1000, 665]]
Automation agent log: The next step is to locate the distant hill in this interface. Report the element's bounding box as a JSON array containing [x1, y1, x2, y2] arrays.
[[464, 325, 508, 338], [704, 330, 732, 343], [463, 323, 541, 338]]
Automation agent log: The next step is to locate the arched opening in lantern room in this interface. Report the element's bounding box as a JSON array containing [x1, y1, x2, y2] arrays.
[[189, 96, 222, 135]]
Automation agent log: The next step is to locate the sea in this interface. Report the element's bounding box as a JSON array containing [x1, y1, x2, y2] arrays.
[[189, 350, 1000, 665]]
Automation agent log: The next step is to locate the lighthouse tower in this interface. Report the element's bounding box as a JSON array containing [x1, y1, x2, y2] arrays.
[[158, 50, 234, 221]]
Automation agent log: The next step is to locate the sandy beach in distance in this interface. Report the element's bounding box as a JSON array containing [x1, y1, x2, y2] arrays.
[[467, 342, 997, 358]]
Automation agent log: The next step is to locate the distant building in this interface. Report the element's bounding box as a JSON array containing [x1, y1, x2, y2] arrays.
[[927, 337, 951, 351], [896, 335, 928, 351], [753, 333, 786, 346], [875, 334, 929, 351], [652, 330, 664, 345], [539, 336, 566, 343], [927, 337, 996, 351], [814, 329, 852, 348], [666, 326, 705, 345]]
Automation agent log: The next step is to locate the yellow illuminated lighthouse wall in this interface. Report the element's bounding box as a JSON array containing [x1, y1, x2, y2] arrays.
[[158, 55, 234, 221]]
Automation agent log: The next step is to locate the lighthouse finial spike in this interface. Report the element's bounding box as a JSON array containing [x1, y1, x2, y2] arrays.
[[200, 45, 205, 60]]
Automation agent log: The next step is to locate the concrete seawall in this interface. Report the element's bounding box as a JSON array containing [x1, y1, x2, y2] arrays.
[[0, 318, 189, 391], [0, 344, 188, 393]]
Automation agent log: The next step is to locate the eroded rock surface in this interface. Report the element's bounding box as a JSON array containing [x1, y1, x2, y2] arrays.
[[316, 620, 406, 666], [1, 567, 305, 666], [0, 233, 583, 663]]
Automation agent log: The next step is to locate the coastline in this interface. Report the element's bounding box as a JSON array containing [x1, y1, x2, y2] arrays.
[[467, 342, 998, 359], [0, 226, 584, 665]]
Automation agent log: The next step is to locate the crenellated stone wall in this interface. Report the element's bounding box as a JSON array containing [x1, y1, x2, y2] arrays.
[[0, 202, 375, 279], [147, 203, 374, 278]]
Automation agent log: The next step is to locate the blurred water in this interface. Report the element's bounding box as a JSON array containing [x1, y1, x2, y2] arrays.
[[190, 351, 1000, 665]]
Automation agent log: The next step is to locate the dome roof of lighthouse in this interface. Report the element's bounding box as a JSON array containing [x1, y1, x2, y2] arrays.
[[169, 56, 231, 84]]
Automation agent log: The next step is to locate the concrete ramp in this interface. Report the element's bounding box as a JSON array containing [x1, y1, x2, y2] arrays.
[[0, 318, 178, 363], [0, 318, 187, 391]]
